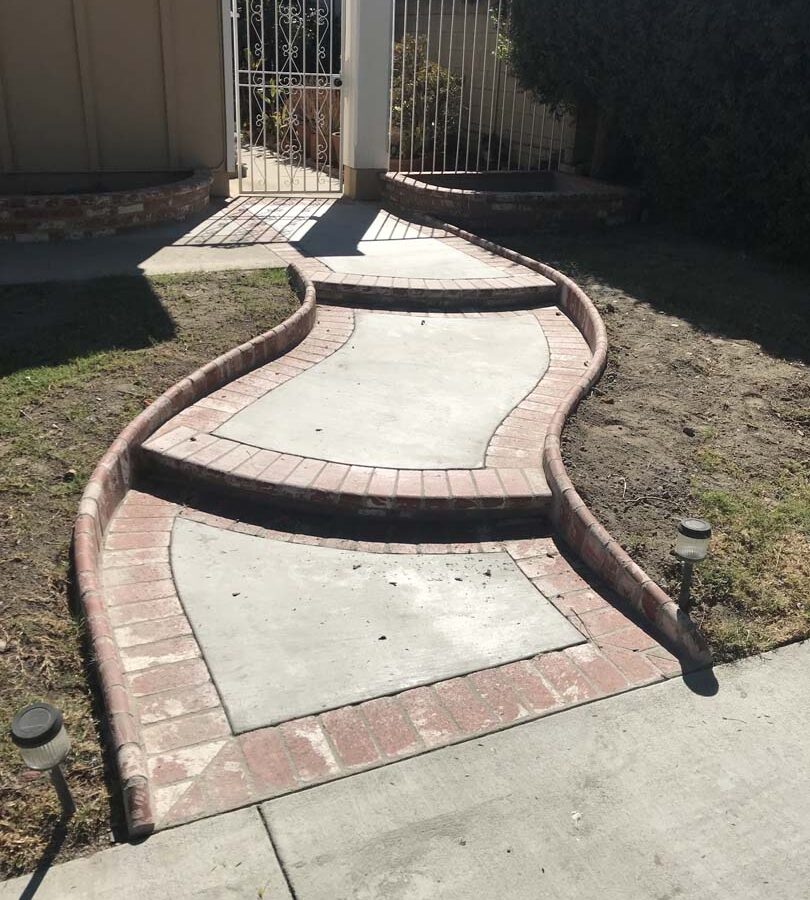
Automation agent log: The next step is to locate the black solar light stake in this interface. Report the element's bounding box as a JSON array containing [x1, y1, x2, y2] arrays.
[[674, 518, 712, 613], [11, 702, 75, 818]]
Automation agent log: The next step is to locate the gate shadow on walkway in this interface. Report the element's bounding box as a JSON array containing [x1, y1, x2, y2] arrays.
[[188, 196, 444, 254]]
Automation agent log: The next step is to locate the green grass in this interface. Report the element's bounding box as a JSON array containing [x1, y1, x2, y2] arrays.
[[0, 268, 297, 879], [689, 461, 810, 660]]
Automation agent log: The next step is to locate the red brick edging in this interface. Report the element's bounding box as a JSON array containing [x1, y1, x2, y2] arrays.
[[421, 217, 712, 667], [140, 304, 577, 519], [0, 170, 212, 242], [72, 265, 317, 835], [103, 495, 684, 830]]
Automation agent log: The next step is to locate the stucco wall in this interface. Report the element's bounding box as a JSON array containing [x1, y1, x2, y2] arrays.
[[0, 0, 230, 194]]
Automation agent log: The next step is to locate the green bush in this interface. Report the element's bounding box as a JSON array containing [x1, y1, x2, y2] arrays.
[[507, 0, 810, 262], [390, 37, 464, 170]]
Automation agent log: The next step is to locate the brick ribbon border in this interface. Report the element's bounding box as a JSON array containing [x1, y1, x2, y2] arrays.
[[72, 266, 316, 834]]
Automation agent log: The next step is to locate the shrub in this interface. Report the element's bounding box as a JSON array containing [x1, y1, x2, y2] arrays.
[[390, 36, 464, 171], [507, 0, 810, 261]]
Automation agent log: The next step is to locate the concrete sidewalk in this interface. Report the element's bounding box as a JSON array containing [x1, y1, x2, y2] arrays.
[[0, 203, 287, 284], [2, 641, 807, 899], [264, 639, 809, 899], [0, 808, 291, 900]]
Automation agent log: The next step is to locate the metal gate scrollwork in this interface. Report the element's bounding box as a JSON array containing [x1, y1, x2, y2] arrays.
[[232, 0, 342, 194]]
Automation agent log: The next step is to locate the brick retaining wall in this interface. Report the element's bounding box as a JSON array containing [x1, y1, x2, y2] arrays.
[[0, 170, 212, 242], [381, 171, 641, 233]]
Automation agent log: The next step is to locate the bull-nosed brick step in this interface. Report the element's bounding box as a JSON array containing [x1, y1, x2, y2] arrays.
[[141, 440, 552, 519], [140, 303, 589, 519], [249, 204, 560, 310], [311, 277, 557, 310]]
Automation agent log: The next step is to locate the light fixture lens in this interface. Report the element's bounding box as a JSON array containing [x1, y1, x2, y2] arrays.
[[675, 518, 711, 562], [11, 703, 71, 771]]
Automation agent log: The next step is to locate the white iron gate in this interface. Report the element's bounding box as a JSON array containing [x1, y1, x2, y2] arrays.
[[389, 0, 575, 174], [232, 0, 343, 194]]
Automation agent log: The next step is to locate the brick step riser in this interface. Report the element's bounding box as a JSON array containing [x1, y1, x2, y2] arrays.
[[313, 280, 559, 310], [139, 449, 553, 522]]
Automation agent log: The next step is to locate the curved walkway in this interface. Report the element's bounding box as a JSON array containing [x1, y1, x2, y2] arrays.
[[141, 201, 589, 515], [103, 490, 678, 829], [80, 198, 690, 835], [141, 303, 591, 515]]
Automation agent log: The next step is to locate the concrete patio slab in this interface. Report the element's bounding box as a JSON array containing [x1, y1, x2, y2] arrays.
[[215, 310, 549, 469], [171, 519, 583, 731], [0, 808, 291, 900], [262, 641, 810, 900]]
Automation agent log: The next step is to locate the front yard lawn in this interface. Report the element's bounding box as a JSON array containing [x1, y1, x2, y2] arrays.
[[499, 225, 809, 663], [0, 269, 297, 878]]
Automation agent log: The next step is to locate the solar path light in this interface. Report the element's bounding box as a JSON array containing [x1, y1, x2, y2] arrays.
[[674, 518, 712, 612], [11, 702, 75, 818]]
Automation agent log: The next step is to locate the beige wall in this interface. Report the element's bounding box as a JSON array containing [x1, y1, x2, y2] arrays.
[[0, 0, 230, 191]]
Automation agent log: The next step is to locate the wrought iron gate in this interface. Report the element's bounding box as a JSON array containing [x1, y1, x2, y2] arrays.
[[231, 0, 343, 195]]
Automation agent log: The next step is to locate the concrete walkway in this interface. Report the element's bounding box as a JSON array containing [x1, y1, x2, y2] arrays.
[[3, 641, 806, 899], [76, 197, 684, 834], [3, 196, 749, 895], [0, 201, 289, 284], [213, 310, 549, 469]]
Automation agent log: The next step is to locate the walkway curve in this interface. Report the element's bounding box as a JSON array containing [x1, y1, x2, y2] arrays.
[[431, 219, 712, 667], [72, 201, 709, 837]]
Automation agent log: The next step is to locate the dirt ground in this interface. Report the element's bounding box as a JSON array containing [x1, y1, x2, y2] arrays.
[[500, 225, 810, 662], [0, 269, 297, 879]]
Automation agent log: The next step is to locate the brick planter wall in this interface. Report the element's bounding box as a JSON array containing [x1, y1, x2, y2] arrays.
[[0, 170, 212, 242], [381, 171, 641, 233]]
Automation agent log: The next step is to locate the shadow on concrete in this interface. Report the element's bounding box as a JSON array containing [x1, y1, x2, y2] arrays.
[[495, 223, 810, 365], [0, 196, 441, 287], [0, 275, 175, 377], [293, 199, 381, 257], [0, 198, 292, 286], [0, 202, 234, 285], [292, 198, 438, 257], [17, 816, 70, 900], [683, 666, 720, 697]]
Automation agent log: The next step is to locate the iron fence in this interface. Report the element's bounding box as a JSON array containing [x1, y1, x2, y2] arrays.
[[389, 0, 574, 174], [232, 0, 343, 194]]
